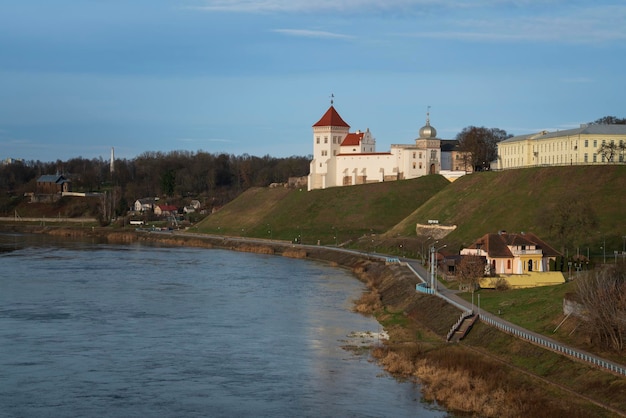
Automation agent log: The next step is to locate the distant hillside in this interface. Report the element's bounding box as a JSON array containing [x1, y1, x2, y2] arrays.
[[197, 166, 626, 260], [388, 165, 626, 254], [196, 176, 450, 245]]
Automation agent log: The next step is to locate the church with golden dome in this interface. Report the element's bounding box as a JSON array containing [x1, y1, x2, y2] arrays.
[[307, 102, 442, 190]]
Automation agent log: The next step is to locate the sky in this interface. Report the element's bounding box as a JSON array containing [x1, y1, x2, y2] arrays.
[[1, 0, 625, 162]]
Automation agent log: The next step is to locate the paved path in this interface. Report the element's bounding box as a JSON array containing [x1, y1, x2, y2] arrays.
[[402, 257, 626, 377]]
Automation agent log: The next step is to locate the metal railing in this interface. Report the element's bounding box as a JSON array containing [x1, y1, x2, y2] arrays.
[[478, 312, 626, 376], [405, 259, 626, 377]]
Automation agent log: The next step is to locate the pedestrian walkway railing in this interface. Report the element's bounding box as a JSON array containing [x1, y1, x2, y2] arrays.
[[446, 310, 474, 341], [404, 259, 626, 377], [479, 313, 626, 376]]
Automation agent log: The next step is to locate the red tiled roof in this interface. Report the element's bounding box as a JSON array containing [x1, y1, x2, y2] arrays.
[[340, 132, 363, 146], [468, 232, 561, 258], [336, 152, 392, 156], [157, 205, 178, 211], [313, 106, 350, 128]]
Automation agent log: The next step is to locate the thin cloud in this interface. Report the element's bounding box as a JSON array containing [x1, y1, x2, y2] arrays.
[[272, 29, 354, 40], [397, 5, 626, 44]]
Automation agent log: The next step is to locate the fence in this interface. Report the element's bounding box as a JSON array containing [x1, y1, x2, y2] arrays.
[[479, 313, 626, 376], [405, 260, 626, 377]]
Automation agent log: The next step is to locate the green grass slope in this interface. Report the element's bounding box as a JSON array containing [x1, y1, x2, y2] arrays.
[[196, 175, 450, 245], [387, 165, 626, 255], [197, 165, 626, 258]]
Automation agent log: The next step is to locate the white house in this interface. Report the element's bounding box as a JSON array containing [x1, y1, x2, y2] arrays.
[[133, 197, 159, 212], [307, 104, 442, 190]]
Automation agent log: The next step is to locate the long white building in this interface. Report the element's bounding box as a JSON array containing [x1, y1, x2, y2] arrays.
[[307, 104, 441, 190]]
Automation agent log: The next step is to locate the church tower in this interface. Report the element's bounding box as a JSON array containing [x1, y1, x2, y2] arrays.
[[308, 97, 350, 190], [415, 107, 441, 175]]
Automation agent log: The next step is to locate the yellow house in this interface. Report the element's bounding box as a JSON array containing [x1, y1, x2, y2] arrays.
[[460, 231, 561, 275], [497, 124, 626, 169]]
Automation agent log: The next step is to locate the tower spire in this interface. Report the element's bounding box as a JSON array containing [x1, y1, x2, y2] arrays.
[[330, 93, 334, 105], [426, 105, 431, 125]]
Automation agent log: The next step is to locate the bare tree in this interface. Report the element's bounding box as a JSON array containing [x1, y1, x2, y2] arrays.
[[456, 126, 512, 171], [597, 141, 619, 163], [457, 255, 485, 292], [576, 264, 626, 352], [589, 116, 626, 125]]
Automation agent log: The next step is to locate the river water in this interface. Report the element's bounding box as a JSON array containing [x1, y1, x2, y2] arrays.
[[0, 233, 448, 417]]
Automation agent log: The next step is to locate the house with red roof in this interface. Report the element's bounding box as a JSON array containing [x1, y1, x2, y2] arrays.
[[308, 102, 442, 190], [460, 231, 561, 275], [154, 205, 178, 217]]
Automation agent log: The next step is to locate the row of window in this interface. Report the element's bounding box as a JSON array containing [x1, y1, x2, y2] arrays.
[[502, 138, 626, 156], [315, 136, 343, 145]]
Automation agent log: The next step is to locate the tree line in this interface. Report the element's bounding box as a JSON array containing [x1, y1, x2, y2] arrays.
[[0, 151, 311, 215]]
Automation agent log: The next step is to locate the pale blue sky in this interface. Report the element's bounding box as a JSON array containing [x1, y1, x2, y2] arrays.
[[1, 0, 625, 162]]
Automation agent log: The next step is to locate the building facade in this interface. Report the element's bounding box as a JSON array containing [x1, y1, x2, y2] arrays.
[[307, 105, 442, 190], [460, 231, 561, 275], [497, 124, 626, 170]]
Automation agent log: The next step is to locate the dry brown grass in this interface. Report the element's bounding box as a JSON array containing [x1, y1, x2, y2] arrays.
[[371, 343, 606, 417], [353, 289, 383, 314]]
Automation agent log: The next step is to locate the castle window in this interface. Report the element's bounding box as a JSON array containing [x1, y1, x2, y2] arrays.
[[413, 152, 416, 159], [593, 154, 597, 162], [584, 139, 588, 147], [584, 153, 588, 162], [324, 137, 328, 144], [316, 137, 320, 144], [593, 140, 597, 147], [413, 162, 416, 169]]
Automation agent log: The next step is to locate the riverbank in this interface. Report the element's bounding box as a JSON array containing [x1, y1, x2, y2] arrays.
[[4, 225, 624, 417]]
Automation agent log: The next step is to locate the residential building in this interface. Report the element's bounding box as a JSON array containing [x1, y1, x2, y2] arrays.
[[154, 205, 178, 217], [307, 104, 442, 190], [133, 198, 159, 212], [460, 231, 561, 275], [497, 124, 626, 170], [36, 175, 71, 194]]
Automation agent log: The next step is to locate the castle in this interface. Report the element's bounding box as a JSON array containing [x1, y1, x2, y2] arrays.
[[307, 103, 443, 190]]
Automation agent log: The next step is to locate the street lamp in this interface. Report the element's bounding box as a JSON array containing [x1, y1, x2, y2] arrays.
[[430, 243, 446, 292], [422, 236, 433, 265], [267, 223, 272, 240]]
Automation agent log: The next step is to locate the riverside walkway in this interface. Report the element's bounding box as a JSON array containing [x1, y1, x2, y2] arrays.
[[403, 257, 626, 377]]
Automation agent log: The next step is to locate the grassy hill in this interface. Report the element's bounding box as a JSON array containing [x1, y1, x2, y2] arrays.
[[195, 175, 450, 245], [196, 165, 626, 261], [389, 165, 626, 254]]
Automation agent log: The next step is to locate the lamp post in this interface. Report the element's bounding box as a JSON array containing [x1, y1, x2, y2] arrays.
[[267, 223, 272, 240], [429, 242, 446, 292], [422, 236, 433, 265]]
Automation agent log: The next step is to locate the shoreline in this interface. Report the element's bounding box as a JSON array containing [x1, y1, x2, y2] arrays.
[[2, 225, 623, 417]]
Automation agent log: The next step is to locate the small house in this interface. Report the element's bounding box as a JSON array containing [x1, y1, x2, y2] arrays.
[[36, 175, 71, 194]]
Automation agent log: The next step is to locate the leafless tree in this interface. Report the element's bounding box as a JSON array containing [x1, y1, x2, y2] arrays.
[[597, 142, 619, 163], [576, 264, 626, 352], [457, 255, 485, 292]]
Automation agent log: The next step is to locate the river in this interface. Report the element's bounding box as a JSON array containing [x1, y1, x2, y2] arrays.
[[0, 233, 448, 417]]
